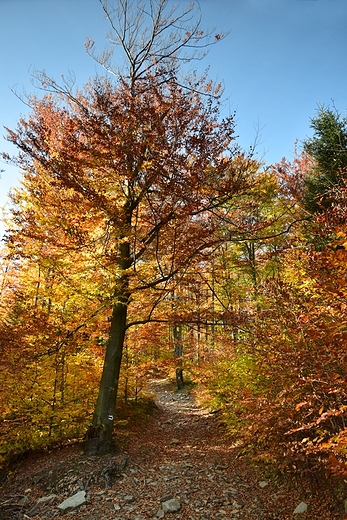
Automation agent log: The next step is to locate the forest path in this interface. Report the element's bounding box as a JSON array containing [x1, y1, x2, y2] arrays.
[[0, 379, 336, 519]]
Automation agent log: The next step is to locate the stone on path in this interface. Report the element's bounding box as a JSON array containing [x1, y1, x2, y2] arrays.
[[162, 498, 181, 513], [259, 481, 268, 488], [57, 490, 86, 511], [293, 501, 308, 514], [37, 494, 57, 504]]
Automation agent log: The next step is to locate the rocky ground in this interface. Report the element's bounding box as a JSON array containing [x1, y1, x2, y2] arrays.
[[0, 379, 344, 519]]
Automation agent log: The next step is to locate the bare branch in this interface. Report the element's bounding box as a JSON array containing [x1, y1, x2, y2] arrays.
[[85, 0, 229, 87]]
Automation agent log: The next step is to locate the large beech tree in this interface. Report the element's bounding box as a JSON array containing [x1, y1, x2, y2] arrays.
[[3, 0, 250, 453]]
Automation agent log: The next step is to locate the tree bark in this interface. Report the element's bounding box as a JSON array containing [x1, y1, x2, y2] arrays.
[[85, 241, 130, 454], [173, 323, 184, 390]]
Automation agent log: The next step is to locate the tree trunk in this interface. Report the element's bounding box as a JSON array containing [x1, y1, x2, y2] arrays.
[[173, 323, 184, 390], [85, 241, 131, 455]]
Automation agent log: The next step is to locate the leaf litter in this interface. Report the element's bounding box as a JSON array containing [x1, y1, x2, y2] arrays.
[[0, 379, 342, 519]]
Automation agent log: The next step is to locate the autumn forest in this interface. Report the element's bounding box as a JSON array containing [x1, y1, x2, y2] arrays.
[[1, 0, 347, 488]]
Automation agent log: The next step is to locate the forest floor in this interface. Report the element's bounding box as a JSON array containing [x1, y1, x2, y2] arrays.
[[0, 379, 344, 520]]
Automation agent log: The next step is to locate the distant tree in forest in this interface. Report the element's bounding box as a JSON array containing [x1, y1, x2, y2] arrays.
[[303, 105, 347, 213]]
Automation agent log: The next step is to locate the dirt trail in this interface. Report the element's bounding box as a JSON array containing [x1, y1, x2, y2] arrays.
[[0, 379, 340, 519]]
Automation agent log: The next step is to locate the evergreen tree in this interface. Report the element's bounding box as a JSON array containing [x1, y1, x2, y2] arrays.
[[303, 105, 347, 213]]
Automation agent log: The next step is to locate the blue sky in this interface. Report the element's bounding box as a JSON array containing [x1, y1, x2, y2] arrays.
[[1, 0, 347, 228]]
